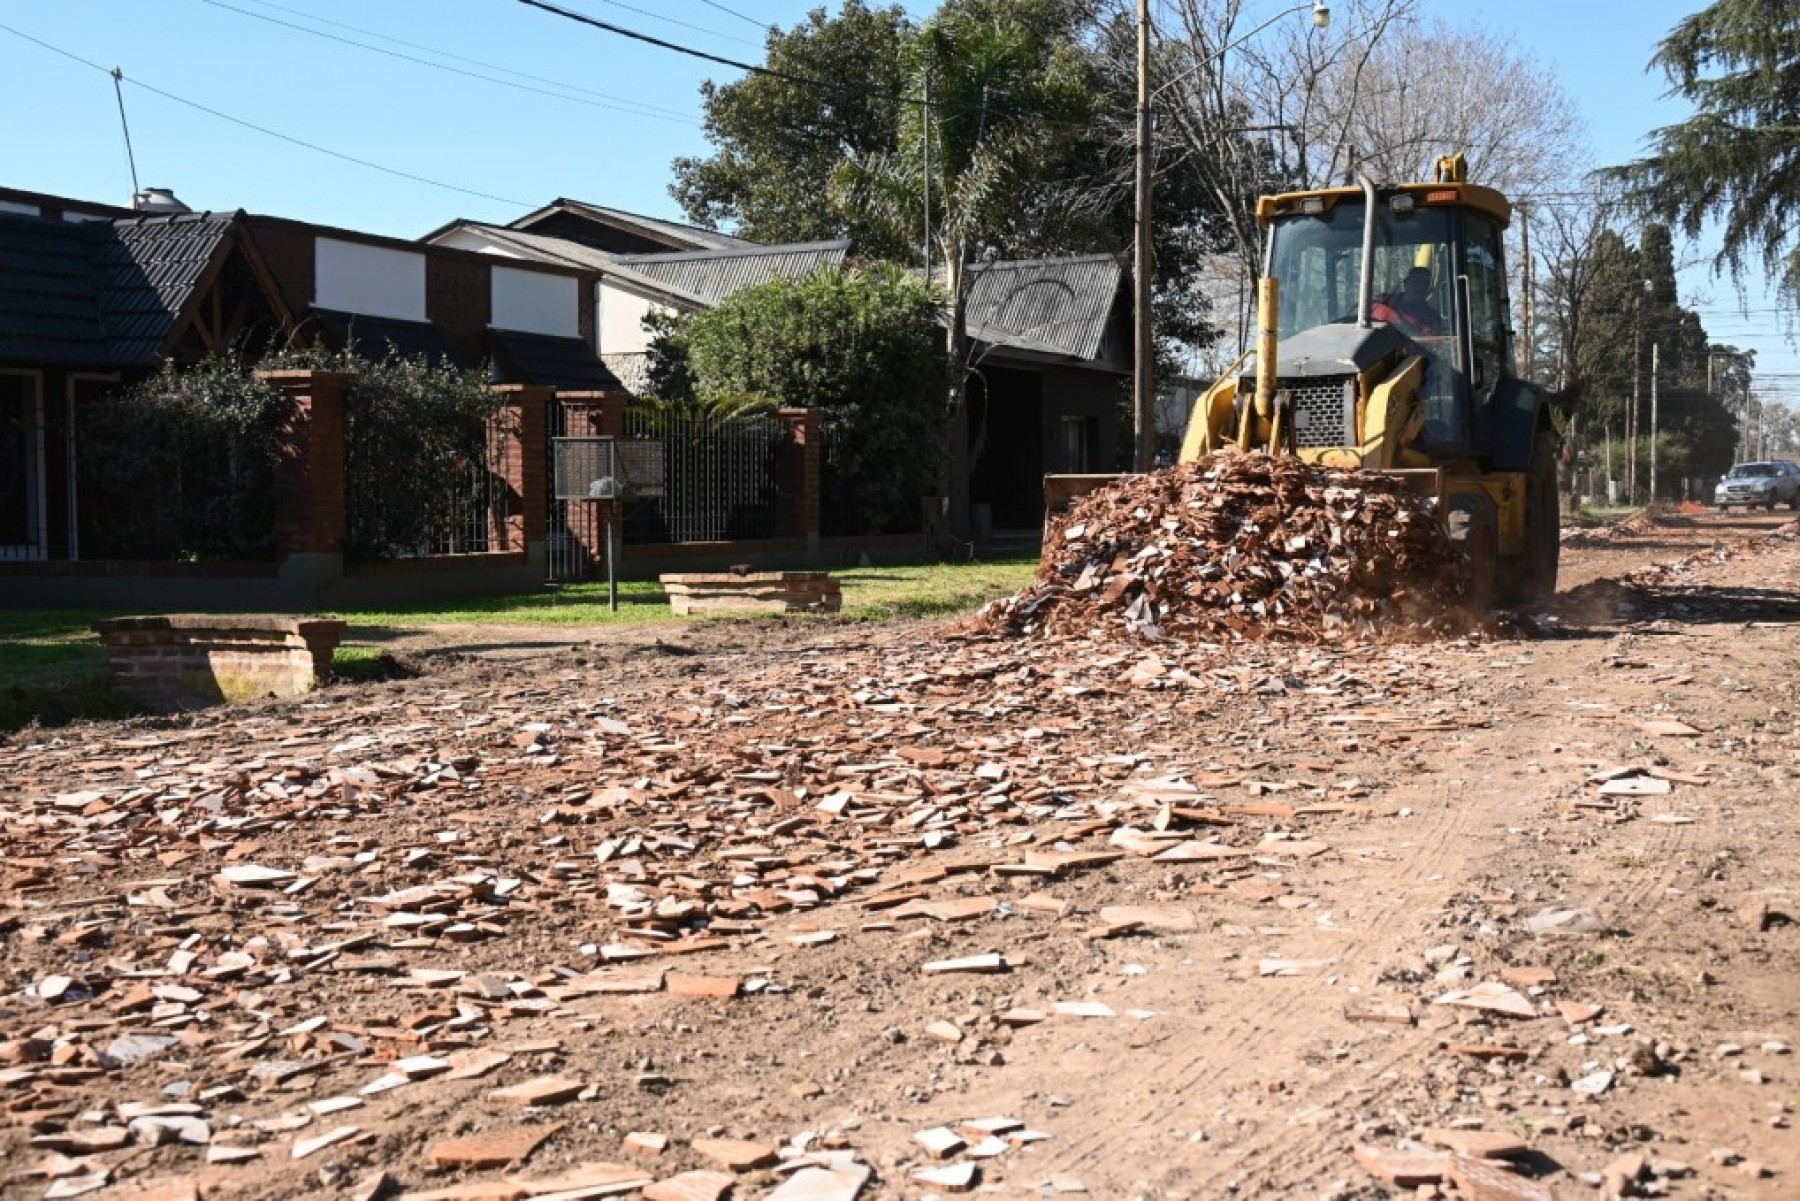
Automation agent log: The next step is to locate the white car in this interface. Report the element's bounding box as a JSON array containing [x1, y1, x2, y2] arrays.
[[1715, 461, 1800, 511]]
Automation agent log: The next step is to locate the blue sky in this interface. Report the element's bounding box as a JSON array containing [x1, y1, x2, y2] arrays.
[[4, 0, 1794, 396]]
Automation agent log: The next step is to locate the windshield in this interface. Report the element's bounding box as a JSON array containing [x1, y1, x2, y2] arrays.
[[1267, 202, 1455, 341], [1729, 463, 1777, 477]]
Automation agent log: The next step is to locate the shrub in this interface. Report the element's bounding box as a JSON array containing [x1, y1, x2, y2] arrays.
[[681, 264, 947, 532], [76, 358, 285, 560]]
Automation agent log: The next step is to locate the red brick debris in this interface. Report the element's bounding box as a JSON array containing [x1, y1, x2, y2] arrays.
[[978, 452, 1470, 642]]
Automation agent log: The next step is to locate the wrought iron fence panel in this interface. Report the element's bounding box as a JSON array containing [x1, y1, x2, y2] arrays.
[[620, 410, 795, 546], [344, 413, 504, 562]]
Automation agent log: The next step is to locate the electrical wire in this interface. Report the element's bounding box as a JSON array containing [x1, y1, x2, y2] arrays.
[[582, 0, 763, 48], [696, 0, 767, 30], [0, 20, 531, 208], [221, 0, 695, 118], [198, 0, 695, 124]]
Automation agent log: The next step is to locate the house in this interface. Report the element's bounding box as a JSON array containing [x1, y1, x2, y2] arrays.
[[424, 200, 1133, 531], [424, 206, 849, 393], [0, 184, 616, 603], [961, 254, 1131, 531], [0, 189, 292, 564]]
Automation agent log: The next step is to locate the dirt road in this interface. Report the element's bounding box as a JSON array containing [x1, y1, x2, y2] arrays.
[[1, 511, 1796, 1201]]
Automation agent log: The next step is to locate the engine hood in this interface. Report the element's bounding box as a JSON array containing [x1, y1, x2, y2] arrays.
[[1246, 322, 1411, 380]]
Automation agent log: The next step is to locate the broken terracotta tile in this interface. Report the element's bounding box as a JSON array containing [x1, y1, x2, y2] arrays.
[[922, 954, 1007, 975], [488, 1077, 585, 1107], [642, 1171, 734, 1201], [428, 1124, 563, 1168], [1446, 1154, 1556, 1201], [292, 1125, 361, 1160], [690, 1138, 777, 1171], [666, 975, 741, 1000], [1433, 981, 1537, 1019], [1354, 1145, 1452, 1188], [913, 1126, 965, 1158], [1424, 1129, 1529, 1159]]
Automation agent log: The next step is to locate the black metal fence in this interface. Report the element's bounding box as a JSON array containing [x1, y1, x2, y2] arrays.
[[546, 407, 797, 582], [345, 415, 507, 562]]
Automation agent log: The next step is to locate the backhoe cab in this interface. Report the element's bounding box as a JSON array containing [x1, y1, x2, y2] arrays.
[[1175, 153, 1566, 603]]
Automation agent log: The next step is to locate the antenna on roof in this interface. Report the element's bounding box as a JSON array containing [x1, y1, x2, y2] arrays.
[[110, 66, 141, 199]]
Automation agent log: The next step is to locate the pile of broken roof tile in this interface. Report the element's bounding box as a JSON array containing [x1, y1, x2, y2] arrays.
[[979, 452, 1469, 642]]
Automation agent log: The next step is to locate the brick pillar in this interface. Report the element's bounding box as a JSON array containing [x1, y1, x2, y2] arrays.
[[258, 369, 353, 559], [557, 391, 629, 438], [778, 407, 822, 549], [488, 384, 551, 552]]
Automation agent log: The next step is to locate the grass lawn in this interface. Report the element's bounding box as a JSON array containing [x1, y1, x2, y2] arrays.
[[0, 555, 1040, 733]]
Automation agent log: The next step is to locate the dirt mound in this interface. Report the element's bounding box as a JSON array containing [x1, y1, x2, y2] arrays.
[[976, 452, 1470, 642]]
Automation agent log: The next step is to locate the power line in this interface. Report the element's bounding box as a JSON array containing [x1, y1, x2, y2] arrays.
[[225, 0, 694, 118], [696, 0, 767, 30], [515, 0, 820, 88], [513, 0, 944, 112], [199, 0, 695, 124], [583, 0, 763, 48], [0, 20, 531, 208]]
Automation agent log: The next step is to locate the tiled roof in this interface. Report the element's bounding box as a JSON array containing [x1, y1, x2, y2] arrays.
[[307, 309, 465, 366], [965, 254, 1127, 363], [98, 214, 236, 364], [512, 199, 757, 252], [0, 210, 234, 368], [491, 329, 625, 393], [614, 241, 850, 308]]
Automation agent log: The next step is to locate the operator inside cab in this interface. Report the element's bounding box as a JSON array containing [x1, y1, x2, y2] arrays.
[[1371, 265, 1442, 337]]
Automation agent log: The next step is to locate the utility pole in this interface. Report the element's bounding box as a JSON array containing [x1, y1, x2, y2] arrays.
[[1133, 0, 1155, 472], [1649, 341, 1659, 501], [1628, 298, 1640, 503], [921, 67, 932, 289], [1518, 201, 1533, 381]]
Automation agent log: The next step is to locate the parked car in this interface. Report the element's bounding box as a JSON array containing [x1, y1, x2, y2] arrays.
[[1714, 461, 1800, 510]]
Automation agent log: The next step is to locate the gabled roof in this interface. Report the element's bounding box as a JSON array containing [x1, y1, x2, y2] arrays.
[[615, 241, 850, 308], [101, 214, 240, 364], [0, 210, 239, 368], [426, 223, 844, 313], [508, 198, 758, 253], [965, 254, 1126, 363]]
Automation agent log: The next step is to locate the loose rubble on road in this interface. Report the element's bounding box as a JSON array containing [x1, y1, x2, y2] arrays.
[[979, 454, 1469, 642], [1, 506, 1796, 1200]]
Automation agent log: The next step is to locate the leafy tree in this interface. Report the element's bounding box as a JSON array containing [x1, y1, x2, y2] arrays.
[[669, 3, 912, 258], [832, 0, 1100, 527], [1613, 0, 1800, 301], [682, 264, 948, 532]]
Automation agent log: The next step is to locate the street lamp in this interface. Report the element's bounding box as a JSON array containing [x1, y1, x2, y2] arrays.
[[1133, 0, 1329, 472]]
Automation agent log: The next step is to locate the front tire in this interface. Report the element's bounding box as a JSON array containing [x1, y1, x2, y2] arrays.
[[1500, 428, 1560, 605]]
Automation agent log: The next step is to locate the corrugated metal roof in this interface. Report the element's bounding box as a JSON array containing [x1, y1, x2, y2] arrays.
[[491, 329, 624, 392], [964, 254, 1126, 363], [614, 241, 850, 308], [512, 199, 757, 252]]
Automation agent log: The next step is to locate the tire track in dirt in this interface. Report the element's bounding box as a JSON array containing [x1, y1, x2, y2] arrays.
[[1042, 672, 1592, 1193]]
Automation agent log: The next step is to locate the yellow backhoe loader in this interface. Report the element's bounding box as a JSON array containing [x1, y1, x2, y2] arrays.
[[1048, 154, 1569, 604]]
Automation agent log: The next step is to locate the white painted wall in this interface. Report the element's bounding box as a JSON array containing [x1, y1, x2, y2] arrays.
[[435, 228, 527, 258], [0, 200, 39, 216], [314, 237, 428, 321], [596, 281, 659, 354], [492, 266, 578, 337]]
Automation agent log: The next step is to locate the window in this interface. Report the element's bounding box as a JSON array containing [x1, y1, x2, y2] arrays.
[[1462, 213, 1511, 447]]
